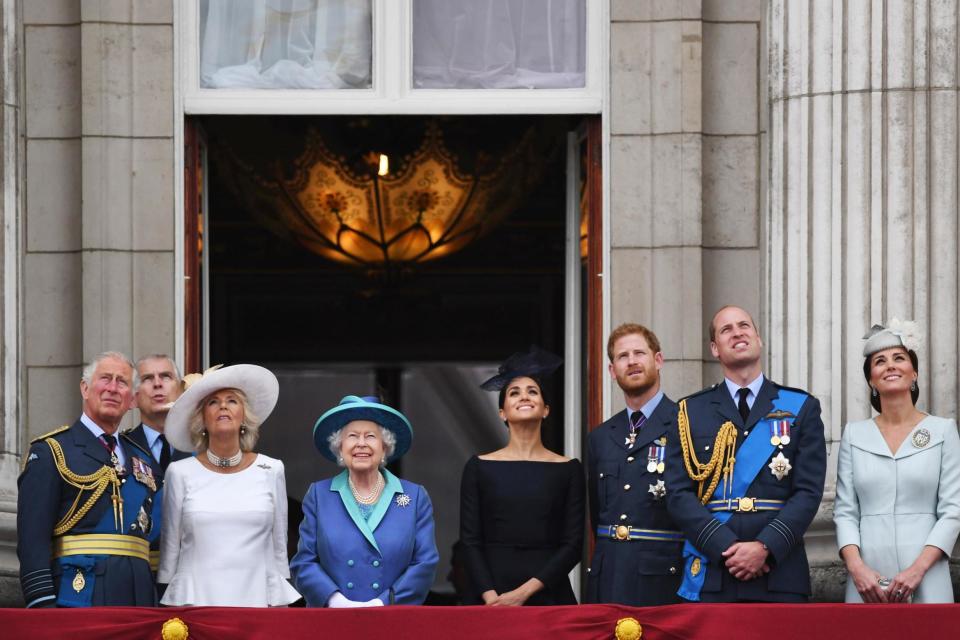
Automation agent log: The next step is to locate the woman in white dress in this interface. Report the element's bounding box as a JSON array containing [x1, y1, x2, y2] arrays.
[[158, 364, 301, 606], [834, 321, 960, 603]]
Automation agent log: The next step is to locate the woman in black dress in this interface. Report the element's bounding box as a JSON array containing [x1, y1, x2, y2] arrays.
[[459, 346, 585, 606]]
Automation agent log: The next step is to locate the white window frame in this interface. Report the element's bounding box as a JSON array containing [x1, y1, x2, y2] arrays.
[[180, 0, 602, 115]]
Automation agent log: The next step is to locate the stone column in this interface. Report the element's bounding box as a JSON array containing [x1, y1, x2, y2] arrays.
[[608, 0, 767, 401], [80, 1, 176, 367], [0, 0, 21, 606], [5, 0, 176, 606], [609, 1, 706, 407], [767, 0, 960, 599]]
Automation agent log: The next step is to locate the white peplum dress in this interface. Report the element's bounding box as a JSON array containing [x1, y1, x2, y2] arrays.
[[158, 454, 301, 606]]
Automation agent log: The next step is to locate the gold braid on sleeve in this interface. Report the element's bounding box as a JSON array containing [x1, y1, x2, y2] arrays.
[[45, 438, 122, 536], [676, 399, 739, 504]]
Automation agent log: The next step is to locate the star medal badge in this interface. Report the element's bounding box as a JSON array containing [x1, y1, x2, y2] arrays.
[[110, 452, 126, 477], [768, 452, 792, 480], [912, 428, 931, 448], [769, 419, 791, 447], [395, 493, 411, 508], [648, 479, 667, 500], [625, 430, 638, 448], [131, 457, 157, 492], [135, 505, 152, 535]]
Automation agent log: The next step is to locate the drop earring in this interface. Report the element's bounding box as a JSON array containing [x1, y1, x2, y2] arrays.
[[910, 380, 917, 392], [871, 387, 879, 398]]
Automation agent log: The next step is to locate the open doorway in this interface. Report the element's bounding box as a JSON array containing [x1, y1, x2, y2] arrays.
[[183, 114, 601, 601]]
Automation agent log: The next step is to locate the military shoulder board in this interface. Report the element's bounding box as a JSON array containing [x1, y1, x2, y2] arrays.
[[29, 425, 71, 444]]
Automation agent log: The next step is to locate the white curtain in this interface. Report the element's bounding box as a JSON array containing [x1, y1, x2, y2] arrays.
[[199, 0, 372, 89], [412, 0, 585, 89]]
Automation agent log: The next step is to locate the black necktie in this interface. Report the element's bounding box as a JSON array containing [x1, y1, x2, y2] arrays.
[[630, 411, 646, 433], [158, 434, 171, 471], [737, 388, 751, 424]]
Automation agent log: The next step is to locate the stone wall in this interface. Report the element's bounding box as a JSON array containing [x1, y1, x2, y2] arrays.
[[608, 0, 767, 411], [0, 0, 176, 606], [0, 0, 21, 608]]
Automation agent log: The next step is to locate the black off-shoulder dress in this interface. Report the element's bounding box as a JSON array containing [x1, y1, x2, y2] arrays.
[[459, 456, 585, 605]]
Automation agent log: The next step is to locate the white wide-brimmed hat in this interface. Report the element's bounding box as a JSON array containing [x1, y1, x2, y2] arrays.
[[165, 364, 280, 452]]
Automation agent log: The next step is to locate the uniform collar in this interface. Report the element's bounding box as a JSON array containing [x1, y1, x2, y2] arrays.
[[627, 390, 664, 424], [723, 373, 765, 406], [140, 423, 162, 447], [80, 413, 126, 466]]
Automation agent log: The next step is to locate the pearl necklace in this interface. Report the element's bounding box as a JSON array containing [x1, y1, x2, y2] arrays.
[[349, 473, 384, 505], [206, 448, 243, 468]]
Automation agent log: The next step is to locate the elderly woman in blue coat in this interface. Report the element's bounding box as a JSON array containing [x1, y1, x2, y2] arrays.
[[290, 396, 439, 607]]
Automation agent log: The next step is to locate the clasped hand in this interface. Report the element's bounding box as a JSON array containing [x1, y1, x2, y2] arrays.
[[722, 541, 770, 581]]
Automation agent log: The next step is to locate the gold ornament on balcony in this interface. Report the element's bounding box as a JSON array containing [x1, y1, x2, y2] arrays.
[[220, 120, 551, 270]]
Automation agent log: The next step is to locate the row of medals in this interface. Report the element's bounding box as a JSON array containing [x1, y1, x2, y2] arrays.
[[626, 430, 667, 499], [110, 452, 155, 536], [767, 420, 792, 481]]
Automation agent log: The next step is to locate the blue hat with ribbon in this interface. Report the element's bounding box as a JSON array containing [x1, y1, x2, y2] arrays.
[[313, 395, 413, 463]]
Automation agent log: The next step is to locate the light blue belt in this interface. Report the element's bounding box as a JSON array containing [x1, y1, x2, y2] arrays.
[[705, 497, 785, 513], [596, 525, 684, 542]]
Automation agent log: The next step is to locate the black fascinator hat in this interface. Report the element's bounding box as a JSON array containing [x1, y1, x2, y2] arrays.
[[480, 345, 563, 391]]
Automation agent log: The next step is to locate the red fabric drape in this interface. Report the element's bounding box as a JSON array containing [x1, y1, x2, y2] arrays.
[[2, 603, 958, 639]]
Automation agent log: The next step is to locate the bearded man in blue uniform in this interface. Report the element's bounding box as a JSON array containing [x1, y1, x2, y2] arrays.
[[586, 323, 684, 605], [17, 352, 159, 607], [664, 306, 826, 602]]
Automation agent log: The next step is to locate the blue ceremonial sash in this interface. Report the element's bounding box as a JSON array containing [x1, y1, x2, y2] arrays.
[[678, 389, 807, 601]]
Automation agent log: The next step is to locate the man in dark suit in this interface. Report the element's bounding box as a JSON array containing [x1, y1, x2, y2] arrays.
[[585, 323, 684, 605], [17, 352, 158, 607], [664, 306, 826, 602], [124, 354, 190, 476], [122, 354, 191, 574]]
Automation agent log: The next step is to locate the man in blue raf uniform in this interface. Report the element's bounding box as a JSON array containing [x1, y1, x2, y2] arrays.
[[664, 306, 826, 602], [122, 354, 191, 573], [586, 324, 684, 605], [17, 352, 159, 607]]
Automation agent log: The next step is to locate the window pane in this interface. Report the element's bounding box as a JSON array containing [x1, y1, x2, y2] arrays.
[[199, 0, 372, 89], [412, 0, 586, 89]]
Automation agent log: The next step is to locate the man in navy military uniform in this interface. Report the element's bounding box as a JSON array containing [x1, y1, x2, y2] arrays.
[[586, 323, 684, 605], [664, 306, 826, 602], [17, 352, 159, 607], [122, 354, 191, 573]]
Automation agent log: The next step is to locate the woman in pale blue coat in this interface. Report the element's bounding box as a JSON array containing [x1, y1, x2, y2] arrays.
[[290, 396, 439, 607], [835, 321, 960, 603]]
